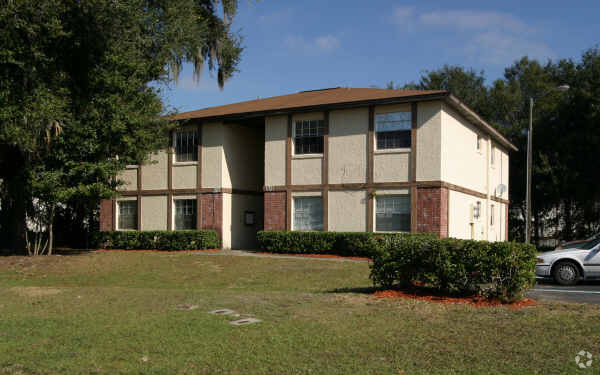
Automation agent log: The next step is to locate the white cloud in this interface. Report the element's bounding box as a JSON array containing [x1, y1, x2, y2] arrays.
[[257, 8, 294, 26], [388, 7, 554, 66], [391, 6, 415, 24], [419, 10, 531, 34], [285, 34, 341, 55]]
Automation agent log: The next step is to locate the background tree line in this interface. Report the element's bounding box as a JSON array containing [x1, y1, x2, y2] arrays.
[[388, 48, 600, 246]]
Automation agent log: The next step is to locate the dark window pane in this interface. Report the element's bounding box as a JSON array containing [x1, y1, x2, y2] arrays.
[[375, 195, 410, 232], [118, 201, 137, 230], [294, 120, 324, 154], [175, 199, 197, 230], [376, 130, 411, 149], [175, 130, 198, 162], [293, 197, 323, 231]]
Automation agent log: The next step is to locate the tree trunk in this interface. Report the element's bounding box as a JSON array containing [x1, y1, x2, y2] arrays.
[[47, 205, 55, 255]]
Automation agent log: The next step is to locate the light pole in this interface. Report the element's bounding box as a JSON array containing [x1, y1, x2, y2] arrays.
[[525, 84, 569, 244]]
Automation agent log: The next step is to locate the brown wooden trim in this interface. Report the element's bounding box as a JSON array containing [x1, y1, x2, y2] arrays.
[[410, 186, 417, 233], [367, 190, 374, 232], [196, 124, 202, 229], [286, 189, 292, 230], [121, 188, 263, 196], [368, 106, 374, 184], [286, 114, 292, 186], [167, 130, 173, 230], [410, 102, 418, 233], [137, 166, 142, 230], [323, 188, 329, 231], [112, 199, 117, 231]]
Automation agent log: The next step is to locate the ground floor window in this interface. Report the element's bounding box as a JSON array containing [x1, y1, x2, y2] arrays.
[[376, 195, 410, 232], [118, 200, 137, 230], [293, 196, 323, 231], [175, 199, 197, 230]]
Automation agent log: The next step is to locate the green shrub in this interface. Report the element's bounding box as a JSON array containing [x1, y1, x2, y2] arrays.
[[256, 231, 435, 258], [92, 230, 220, 250], [370, 236, 537, 302]]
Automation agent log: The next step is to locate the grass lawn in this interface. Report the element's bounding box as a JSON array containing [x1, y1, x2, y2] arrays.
[[0, 251, 599, 374]]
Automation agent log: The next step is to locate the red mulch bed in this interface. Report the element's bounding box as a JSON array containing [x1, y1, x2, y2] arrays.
[[373, 289, 537, 309], [257, 252, 371, 261]]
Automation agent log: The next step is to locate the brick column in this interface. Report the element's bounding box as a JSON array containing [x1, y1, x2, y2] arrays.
[[264, 191, 286, 230], [99, 199, 114, 231], [416, 186, 448, 238], [199, 193, 223, 243]]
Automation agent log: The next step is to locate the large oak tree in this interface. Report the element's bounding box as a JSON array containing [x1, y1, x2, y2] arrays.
[[0, 0, 243, 253]]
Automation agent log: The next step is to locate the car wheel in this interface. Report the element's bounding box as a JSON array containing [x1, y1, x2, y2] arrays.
[[552, 261, 580, 286]]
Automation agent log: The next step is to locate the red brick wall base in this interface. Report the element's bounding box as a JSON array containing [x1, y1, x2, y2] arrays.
[[99, 199, 113, 231], [416, 187, 448, 238], [264, 191, 286, 230], [199, 193, 223, 244]]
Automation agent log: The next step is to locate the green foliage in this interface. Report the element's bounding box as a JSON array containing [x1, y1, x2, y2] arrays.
[[0, 0, 243, 252], [256, 231, 435, 258], [92, 230, 220, 251], [370, 236, 538, 302]]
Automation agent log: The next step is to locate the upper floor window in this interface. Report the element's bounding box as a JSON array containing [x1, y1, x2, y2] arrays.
[[376, 112, 411, 149], [174, 130, 198, 162], [293, 196, 323, 231], [174, 199, 197, 230], [477, 135, 482, 152], [376, 195, 410, 232], [118, 200, 137, 230], [491, 144, 496, 166], [294, 120, 324, 154]]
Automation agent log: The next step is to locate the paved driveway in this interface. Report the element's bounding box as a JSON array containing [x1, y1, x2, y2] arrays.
[[527, 281, 600, 304]]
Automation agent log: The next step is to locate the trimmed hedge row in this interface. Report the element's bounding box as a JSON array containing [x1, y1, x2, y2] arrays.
[[92, 230, 220, 250], [370, 235, 538, 301], [257, 230, 537, 301], [256, 230, 435, 258]]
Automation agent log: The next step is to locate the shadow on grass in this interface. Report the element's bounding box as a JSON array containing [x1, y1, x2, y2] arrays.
[[0, 248, 96, 257], [325, 286, 382, 294]]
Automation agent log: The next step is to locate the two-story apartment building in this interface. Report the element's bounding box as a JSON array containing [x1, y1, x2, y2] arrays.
[[99, 87, 516, 249]]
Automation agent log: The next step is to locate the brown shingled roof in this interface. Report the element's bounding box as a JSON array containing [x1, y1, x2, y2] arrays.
[[170, 87, 446, 121], [170, 87, 517, 151]]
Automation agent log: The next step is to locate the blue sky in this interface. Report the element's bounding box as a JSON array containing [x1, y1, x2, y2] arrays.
[[157, 0, 600, 113]]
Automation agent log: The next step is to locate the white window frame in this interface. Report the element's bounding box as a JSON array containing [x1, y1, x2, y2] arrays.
[[375, 194, 411, 232], [490, 144, 496, 167], [292, 196, 323, 231], [490, 204, 495, 226], [375, 111, 412, 151], [473, 201, 482, 220], [292, 119, 325, 156], [117, 200, 137, 231]]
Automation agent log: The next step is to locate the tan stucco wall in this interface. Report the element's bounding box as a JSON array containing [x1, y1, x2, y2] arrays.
[[416, 101, 442, 182], [117, 167, 137, 191], [201, 122, 224, 189], [141, 151, 168, 190], [172, 165, 197, 190], [487, 201, 506, 242], [328, 107, 368, 184], [141, 195, 167, 230], [489, 143, 509, 201], [264, 115, 287, 187], [373, 152, 411, 182], [292, 157, 322, 185], [440, 104, 487, 194], [229, 193, 264, 249], [222, 123, 264, 191], [222, 193, 232, 249], [328, 190, 367, 232], [448, 190, 486, 241]]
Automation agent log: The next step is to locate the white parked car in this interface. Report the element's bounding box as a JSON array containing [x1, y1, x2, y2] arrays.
[[536, 238, 600, 285]]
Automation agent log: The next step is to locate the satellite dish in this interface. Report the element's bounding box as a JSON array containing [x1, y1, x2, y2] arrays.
[[496, 184, 507, 197]]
